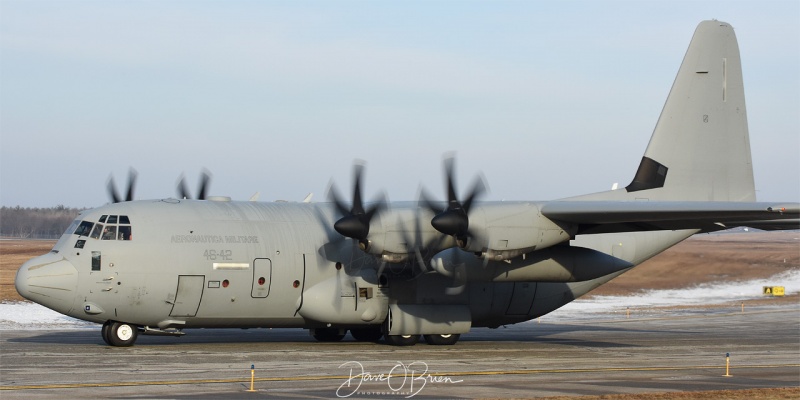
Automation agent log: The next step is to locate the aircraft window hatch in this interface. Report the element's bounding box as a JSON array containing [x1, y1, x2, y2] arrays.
[[91, 251, 101, 271]]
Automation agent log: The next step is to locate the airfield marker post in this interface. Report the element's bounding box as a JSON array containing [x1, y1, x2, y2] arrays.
[[724, 353, 731, 377], [741, 302, 744, 313], [247, 364, 257, 392]]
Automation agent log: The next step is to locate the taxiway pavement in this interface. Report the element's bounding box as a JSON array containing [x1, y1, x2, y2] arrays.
[[1, 305, 798, 399]]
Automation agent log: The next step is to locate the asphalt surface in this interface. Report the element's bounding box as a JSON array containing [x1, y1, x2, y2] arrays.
[[1, 305, 798, 399]]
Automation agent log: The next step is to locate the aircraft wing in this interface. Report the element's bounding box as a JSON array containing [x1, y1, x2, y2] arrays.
[[540, 201, 800, 234]]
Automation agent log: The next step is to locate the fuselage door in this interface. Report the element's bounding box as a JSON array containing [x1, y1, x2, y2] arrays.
[[169, 275, 205, 317], [251, 258, 272, 298]]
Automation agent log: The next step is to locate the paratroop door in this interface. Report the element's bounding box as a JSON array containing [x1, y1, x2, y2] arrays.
[[170, 275, 205, 317]]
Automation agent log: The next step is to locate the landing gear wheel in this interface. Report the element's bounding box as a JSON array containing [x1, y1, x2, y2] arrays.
[[384, 334, 420, 346], [107, 321, 138, 347], [424, 334, 460, 345], [350, 327, 383, 342], [101, 321, 112, 345], [312, 328, 346, 342]]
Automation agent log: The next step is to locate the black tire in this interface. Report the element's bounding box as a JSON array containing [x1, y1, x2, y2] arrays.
[[107, 321, 138, 347], [312, 328, 346, 342], [423, 334, 460, 345], [384, 334, 420, 346], [350, 327, 383, 342], [101, 321, 112, 345]]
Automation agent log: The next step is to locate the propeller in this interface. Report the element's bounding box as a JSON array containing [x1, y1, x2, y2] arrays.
[[177, 170, 212, 200], [420, 156, 487, 248], [328, 162, 387, 250], [107, 169, 138, 203]]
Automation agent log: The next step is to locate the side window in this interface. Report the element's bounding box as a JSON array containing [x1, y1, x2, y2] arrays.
[[90, 224, 103, 239], [74, 221, 94, 237]]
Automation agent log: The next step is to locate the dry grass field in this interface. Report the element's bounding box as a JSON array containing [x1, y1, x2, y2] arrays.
[[2, 232, 798, 303], [589, 231, 800, 297], [1, 240, 54, 302]]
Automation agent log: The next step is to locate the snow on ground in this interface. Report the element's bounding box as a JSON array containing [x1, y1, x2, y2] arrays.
[[547, 269, 800, 322], [1, 270, 798, 330]]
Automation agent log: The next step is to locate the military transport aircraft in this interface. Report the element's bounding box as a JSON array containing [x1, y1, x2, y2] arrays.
[[15, 20, 799, 346]]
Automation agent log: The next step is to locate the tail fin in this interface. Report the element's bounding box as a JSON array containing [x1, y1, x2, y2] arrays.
[[574, 20, 756, 202]]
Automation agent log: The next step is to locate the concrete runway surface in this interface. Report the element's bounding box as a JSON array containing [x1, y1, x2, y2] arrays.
[[1, 304, 798, 399]]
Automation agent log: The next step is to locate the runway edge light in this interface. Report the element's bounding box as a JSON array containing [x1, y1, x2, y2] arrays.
[[247, 364, 256, 392], [724, 353, 732, 377]]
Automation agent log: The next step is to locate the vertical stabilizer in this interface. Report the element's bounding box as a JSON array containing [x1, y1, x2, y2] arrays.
[[572, 21, 756, 202], [629, 20, 755, 201]]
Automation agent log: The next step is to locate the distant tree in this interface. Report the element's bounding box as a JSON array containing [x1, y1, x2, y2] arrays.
[[0, 206, 84, 239]]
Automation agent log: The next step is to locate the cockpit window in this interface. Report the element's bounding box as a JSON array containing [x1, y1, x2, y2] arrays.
[[101, 226, 117, 240], [74, 221, 94, 236], [90, 224, 103, 239], [91, 215, 133, 240], [99, 215, 107, 223], [118, 225, 132, 240]]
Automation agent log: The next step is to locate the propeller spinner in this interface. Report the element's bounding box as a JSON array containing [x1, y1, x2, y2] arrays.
[[421, 157, 486, 248]]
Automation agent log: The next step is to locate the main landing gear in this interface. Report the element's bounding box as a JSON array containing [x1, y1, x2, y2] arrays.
[[310, 327, 461, 346]]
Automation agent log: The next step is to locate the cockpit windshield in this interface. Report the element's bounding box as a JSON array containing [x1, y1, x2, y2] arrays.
[[74, 221, 94, 237], [72, 215, 132, 240]]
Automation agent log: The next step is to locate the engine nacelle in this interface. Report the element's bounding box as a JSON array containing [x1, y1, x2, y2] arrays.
[[430, 244, 633, 283], [462, 203, 574, 259]]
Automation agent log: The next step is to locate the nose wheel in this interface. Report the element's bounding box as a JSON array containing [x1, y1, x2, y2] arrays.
[[102, 321, 139, 347]]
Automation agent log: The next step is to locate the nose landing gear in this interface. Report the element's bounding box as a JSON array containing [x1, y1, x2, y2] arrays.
[[101, 320, 139, 347]]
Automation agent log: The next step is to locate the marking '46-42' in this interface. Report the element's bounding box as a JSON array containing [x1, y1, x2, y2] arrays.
[[204, 249, 232, 261]]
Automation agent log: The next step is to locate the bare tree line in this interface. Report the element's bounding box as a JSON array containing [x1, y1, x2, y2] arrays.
[[0, 206, 84, 239]]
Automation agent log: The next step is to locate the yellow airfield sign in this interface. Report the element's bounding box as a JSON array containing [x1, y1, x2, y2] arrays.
[[762, 286, 785, 297]]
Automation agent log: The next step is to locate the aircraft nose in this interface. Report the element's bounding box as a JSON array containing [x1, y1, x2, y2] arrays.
[[15, 253, 79, 315]]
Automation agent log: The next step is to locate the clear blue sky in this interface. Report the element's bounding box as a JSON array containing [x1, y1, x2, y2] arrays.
[[1, 1, 798, 208]]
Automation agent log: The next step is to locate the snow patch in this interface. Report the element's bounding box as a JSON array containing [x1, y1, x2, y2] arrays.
[[548, 269, 800, 322]]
